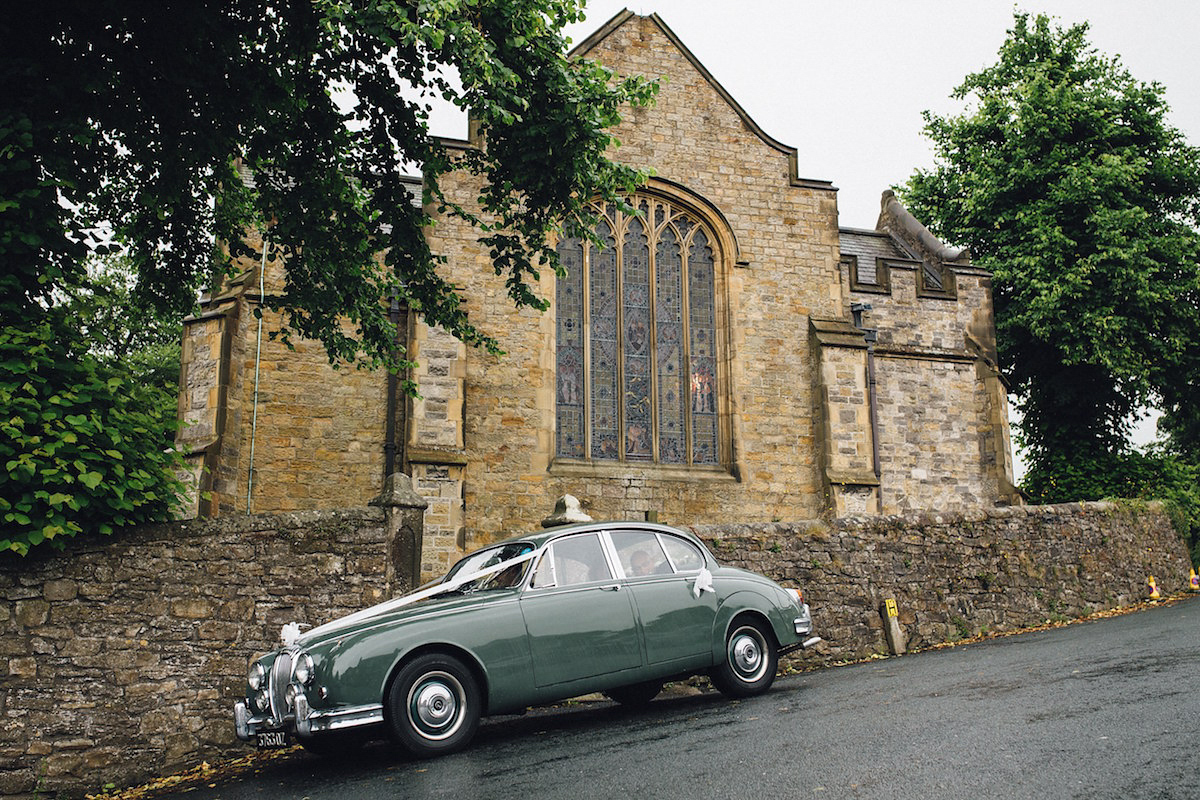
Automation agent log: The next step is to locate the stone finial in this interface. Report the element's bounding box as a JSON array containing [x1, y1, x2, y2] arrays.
[[541, 494, 592, 528], [369, 473, 429, 510], [879, 189, 970, 264]]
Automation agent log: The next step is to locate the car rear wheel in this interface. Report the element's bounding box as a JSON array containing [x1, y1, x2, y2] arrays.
[[604, 680, 663, 706], [387, 653, 481, 758], [711, 618, 778, 698]]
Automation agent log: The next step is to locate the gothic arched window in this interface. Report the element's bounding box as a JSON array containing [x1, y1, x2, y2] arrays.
[[555, 195, 722, 466]]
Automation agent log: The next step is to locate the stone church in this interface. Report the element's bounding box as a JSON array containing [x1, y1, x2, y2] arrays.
[[176, 10, 1019, 575]]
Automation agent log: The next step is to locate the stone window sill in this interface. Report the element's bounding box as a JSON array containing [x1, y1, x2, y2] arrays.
[[549, 459, 737, 482]]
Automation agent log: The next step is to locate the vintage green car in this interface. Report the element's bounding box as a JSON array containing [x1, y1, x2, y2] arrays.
[[234, 521, 819, 757]]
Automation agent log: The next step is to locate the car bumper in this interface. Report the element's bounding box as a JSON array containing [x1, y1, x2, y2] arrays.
[[235, 695, 384, 743], [780, 603, 821, 654]]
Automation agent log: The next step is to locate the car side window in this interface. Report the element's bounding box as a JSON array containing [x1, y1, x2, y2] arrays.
[[530, 552, 555, 588], [660, 535, 705, 572], [610, 530, 672, 578], [533, 534, 612, 588]]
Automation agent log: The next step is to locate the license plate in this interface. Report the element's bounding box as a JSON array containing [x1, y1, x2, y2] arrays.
[[256, 730, 290, 749]]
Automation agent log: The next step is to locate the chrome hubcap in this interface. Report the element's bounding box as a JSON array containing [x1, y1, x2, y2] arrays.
[[729, 627, 767, 682], [408, 671, 464, 740], [416, 684, 455, 727]]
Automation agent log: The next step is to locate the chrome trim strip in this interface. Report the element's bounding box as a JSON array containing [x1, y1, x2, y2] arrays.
[[268, 651, 293, 722], [304, 703, 385, 733]]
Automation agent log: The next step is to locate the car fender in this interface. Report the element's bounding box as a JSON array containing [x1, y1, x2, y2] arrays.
[[306, 599, 531, 714], [710, 588, 791, 664]]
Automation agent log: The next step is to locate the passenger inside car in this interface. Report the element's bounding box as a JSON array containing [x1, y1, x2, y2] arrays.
[[630, 550, 654, 576]]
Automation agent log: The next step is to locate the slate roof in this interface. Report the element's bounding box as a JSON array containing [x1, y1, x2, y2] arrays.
[[837, 227, 917, 264]]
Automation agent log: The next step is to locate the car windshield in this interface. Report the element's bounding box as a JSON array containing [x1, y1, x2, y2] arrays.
[[442, 542, 535, 592]]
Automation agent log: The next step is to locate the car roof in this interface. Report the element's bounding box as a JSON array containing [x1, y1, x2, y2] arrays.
[[483, 521, 702, 552]]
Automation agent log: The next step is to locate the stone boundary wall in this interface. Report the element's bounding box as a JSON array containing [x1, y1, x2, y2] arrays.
[[690, 501, 1192, 667], [0, 510, 394, 799], [1, 501, 1192, 797]]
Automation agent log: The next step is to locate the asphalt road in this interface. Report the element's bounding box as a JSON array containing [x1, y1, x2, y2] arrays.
[[155, 596, 1200, 800]]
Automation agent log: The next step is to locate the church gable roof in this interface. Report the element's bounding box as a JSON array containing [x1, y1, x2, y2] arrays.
[[571, 10, 833, 191]]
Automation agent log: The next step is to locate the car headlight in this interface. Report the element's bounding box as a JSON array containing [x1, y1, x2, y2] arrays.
[[253, 689, 270, 713], [786, 587, 804, 605], [248, 661, 267, 691], [293, 652, 315, 686]]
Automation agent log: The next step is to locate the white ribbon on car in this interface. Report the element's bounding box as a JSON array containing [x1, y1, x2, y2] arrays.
[[691, 567, 715, 599], [280, 621, 306, 646], [283, 548, 543, 647]]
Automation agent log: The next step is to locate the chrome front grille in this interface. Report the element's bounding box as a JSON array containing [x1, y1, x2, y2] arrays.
[[268, 651, 293, 722]]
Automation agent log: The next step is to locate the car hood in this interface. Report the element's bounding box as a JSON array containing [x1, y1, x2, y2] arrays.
[[292, 588, 517, 650]]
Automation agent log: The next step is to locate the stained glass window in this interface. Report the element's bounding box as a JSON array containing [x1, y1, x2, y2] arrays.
[[590, 219, 619, 460], [555, 196, 722, 466], [656, 225, 685, 464], [555, 236, 584, 458], [688, 229, 718, 464]]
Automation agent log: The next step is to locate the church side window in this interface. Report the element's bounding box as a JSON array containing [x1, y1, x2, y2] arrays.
[[555, 197, 720, 466]]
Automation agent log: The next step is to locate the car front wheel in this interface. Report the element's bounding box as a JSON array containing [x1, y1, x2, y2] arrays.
[[387, 653, 481, 758], [711, 618, 778, 698]]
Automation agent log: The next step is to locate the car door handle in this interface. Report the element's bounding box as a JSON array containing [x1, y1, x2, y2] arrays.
[[598, 584, 621, 592]]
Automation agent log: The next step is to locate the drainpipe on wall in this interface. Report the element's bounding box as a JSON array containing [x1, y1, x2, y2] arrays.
[[866, 336, 881, 480], [246, 238, 269, 513]]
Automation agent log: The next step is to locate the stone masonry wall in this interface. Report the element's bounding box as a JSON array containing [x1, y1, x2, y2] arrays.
[[874, 355, 996, 513], [176, 241, 391, 518], [692, 502, 1192, 668], [406, 318, 469, 577], [0, 510, 392, 799], [840, 221, 1017, 515], [176, 308, 229, 519], [1, 502, 1192, 797], [215, 303, 389, 515]]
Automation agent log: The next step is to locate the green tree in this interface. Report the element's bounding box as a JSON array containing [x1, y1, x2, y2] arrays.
[[61, 256, 183, 441], [898, 12, 1200, 502], [0, 320, 185, 555], [1, 255, 184, 556], [1, 1, 658, 554]]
